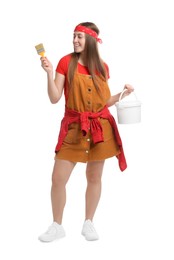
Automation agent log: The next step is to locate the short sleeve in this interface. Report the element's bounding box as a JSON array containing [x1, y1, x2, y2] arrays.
[[55, 54, 71, 75], [104, 62, 110, 79]]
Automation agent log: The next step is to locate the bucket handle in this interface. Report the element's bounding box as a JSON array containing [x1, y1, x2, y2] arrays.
[[119, 89, 138, 102]]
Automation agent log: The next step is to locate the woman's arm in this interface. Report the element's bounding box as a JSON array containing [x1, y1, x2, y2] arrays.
[[41, 57, 65, 104], [107, 84, 134, 107]]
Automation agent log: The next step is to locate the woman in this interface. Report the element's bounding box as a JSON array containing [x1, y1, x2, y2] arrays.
[[38, 22, 134, 242]]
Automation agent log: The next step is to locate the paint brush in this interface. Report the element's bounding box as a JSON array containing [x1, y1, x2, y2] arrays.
[[35, 43, 45, 57]]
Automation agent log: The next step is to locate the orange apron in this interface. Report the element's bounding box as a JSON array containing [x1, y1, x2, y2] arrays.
[[55, 71, 127, 171]]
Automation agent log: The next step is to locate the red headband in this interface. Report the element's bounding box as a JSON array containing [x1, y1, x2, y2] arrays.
[[74, 25, 102, 43]]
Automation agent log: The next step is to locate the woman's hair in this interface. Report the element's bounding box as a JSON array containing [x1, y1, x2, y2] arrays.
[[68, 22, 108, 90]]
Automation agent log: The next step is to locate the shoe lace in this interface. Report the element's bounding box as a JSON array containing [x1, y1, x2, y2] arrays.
[[46, 224, 56, 234], [86, 222, 96, 233]]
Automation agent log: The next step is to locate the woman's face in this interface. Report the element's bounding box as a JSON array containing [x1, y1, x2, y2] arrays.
[[73, 31, 86, 53]]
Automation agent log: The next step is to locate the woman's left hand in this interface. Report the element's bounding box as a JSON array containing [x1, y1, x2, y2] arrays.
[[123, 84, 134, 97]]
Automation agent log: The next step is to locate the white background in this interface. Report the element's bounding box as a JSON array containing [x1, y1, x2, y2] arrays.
[[0, 0, 174, 259]]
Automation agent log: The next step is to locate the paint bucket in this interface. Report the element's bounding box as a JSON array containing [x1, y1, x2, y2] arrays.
[[115, 90, 141, 124]]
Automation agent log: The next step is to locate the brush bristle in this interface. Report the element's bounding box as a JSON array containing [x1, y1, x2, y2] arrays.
[[35, 43, 45, 55]]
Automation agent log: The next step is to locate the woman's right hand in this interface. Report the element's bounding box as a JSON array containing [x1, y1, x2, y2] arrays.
[[40, 57, 53, 74]]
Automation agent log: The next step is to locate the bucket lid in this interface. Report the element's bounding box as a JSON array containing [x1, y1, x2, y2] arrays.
[[116, 100, 141, 108]]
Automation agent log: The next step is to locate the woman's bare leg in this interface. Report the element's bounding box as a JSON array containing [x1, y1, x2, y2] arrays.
[[85, 160, 105, 221], [51, 159, 76, 224]]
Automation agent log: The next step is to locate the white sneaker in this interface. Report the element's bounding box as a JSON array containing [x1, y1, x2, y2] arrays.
[[81, 219, 99, 241], [38, 222, 66, 242]]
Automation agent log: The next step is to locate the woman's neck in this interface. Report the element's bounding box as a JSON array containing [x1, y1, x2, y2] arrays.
[[78, 54, 86, 66]]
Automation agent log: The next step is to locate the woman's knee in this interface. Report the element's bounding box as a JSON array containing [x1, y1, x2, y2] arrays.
[[86, 173, 102, 184], [52, 172, 67, 186], [51, 159, 75, 186], [86, 161, 105, 184]]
